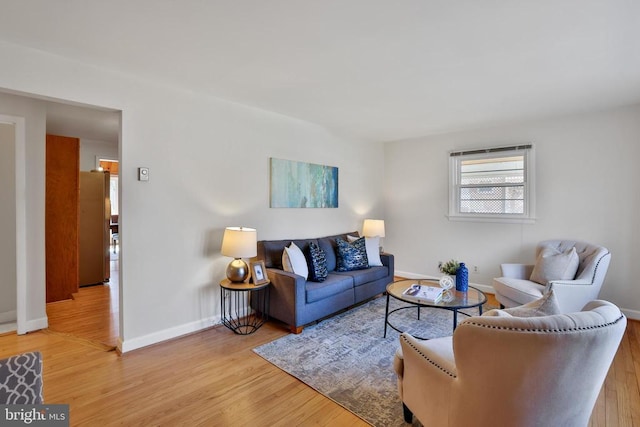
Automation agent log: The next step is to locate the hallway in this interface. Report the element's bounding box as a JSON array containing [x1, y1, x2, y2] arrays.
[[45, 248, 119, 349]]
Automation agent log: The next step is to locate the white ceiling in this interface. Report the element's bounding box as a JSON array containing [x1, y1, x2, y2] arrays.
[[1, 0, 639, 143]]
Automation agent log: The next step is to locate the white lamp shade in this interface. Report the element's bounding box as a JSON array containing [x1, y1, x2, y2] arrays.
[[221, 227, 257, 258], [362, 219, 385, 237]]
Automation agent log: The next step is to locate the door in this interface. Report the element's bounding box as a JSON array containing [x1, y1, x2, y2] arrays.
[[45, 134, 80, 302]]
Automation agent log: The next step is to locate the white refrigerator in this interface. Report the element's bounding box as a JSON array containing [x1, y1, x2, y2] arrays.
[[79, 170, 111, 286]]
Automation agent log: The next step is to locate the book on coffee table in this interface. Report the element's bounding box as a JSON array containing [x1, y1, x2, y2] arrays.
[[402, 284, 444, 303]]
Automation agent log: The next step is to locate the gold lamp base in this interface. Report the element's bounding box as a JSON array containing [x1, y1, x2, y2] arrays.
[[226, 258, 249, 283]]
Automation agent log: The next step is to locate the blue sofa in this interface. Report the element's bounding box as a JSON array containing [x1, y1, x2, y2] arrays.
[[255, 232, 395, 333]]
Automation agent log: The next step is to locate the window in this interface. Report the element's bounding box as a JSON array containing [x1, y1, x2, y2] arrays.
[[448, 145, 535, 223], [109, 175, 119, 215]]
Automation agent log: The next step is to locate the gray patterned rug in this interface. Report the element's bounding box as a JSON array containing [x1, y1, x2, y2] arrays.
[[253, 295, 490, 426]]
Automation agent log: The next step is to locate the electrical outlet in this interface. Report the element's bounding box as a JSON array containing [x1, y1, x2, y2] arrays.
[[473, 265, 479, 273]]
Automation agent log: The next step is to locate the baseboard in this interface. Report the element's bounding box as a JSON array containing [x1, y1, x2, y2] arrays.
[[118, 315, 222, 354], [621, 308, 640, 321], [0, 310, 17, 323], [395, 269, 640, 320], [0, 322, 17, 334], [1, 314, 47, 335], [20, 317, 48, 335]]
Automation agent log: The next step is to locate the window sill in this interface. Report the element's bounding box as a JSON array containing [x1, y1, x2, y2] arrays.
[[446, 214, 536, 224]]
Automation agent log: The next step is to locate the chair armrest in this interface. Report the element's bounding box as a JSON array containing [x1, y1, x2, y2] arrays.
[[398, 333, 456, 425], [400, 333, 457, 377], [546, 279, 592, 289], [500, 263, 534, 279]]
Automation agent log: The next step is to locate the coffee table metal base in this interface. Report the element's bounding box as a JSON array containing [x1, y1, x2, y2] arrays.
[[384, 294, 482, 340]]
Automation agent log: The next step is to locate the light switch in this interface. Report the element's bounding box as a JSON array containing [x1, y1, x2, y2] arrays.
[[138, 167, 149, 181]]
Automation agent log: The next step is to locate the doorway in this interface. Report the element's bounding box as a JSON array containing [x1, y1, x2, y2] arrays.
[[43, 103, 121, 348], [0, 93, 122, 347]]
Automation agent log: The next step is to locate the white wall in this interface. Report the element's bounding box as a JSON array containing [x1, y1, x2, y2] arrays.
[[0, 41, 385, 351], [384, 104, 640, 318], [0, 122, 16, 323], [79, 139, 118, 171]]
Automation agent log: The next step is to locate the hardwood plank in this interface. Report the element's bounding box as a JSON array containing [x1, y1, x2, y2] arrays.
[[627, 320, 640, 426]]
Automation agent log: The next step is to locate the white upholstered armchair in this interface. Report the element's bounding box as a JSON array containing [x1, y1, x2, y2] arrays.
[[492, 240, 611, 313], [393, 300, 626, 426]]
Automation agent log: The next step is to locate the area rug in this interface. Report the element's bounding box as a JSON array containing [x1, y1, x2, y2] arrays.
[[253, 295, 492, 426]]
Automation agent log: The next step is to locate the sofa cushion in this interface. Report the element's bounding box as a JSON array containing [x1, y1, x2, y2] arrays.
[[336, 237, 369, 272], [484, 290, 561, 317], [317, 232, 359, 272], [530, 246, 579, 285], [262, 239, 316, 269], [348, 235, 382, 267], [306, 241, 328, 282], [317, 237, 338, 272], [334, 265, 389, 287], [282, 242, 309, 280], [492, 277, 545, 306], [306, 274, 354, 303]]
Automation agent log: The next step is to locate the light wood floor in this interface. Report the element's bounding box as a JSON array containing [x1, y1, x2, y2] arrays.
[[1, 282, 639, 426]]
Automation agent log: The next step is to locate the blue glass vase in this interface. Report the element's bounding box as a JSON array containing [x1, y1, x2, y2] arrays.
[[456, 263, 469, 292]]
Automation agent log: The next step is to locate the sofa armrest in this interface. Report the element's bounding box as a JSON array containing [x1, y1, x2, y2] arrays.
[[500, 263, 534, 279], [381, 253, 395, 276], [265, 267, 307, 328]]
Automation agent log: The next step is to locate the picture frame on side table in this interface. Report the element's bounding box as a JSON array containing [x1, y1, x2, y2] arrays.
[[250, 260, 269, 285]]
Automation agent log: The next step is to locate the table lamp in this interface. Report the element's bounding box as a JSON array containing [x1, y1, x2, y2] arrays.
[[362, 219, 385, 253], [221, 226, 257, 282]]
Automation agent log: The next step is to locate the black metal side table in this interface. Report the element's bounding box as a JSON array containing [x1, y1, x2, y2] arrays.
[[219, 279, 270, 335]]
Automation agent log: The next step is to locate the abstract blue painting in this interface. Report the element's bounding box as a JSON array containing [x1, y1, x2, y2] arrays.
[[270, 158, 339, 208]]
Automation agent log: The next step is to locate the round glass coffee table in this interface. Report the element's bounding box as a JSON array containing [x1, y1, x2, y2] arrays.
[[384, 278, 487, 339]]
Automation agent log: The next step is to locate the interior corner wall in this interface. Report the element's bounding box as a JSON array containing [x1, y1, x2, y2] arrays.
[[0, 41, 385, 350], [384, 104, 640, 317]]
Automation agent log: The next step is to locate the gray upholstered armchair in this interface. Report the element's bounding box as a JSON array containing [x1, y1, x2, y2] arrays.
[[0, 351, 44, 404], [492, 240, 611, 313], [393, 300, 626, 426]]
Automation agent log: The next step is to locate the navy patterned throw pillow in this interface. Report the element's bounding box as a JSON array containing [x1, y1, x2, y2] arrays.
[[336, 237, 369, 272], [306, 241, 328, 282]]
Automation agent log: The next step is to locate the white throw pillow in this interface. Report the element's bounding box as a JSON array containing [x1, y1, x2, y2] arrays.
[[483, 290, 561, 317], [530, 246, 579, 285], [348, 235, 382, 266], [282, 242, 309, 280]]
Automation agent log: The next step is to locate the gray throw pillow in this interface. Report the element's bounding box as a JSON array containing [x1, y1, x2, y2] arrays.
[[530, 246, 579, 285]]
